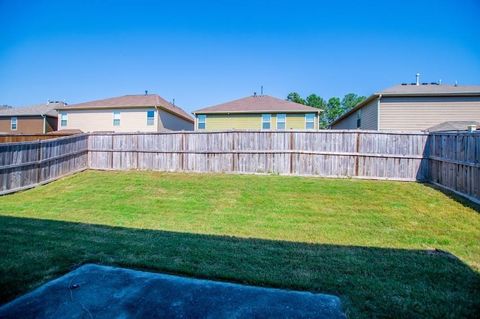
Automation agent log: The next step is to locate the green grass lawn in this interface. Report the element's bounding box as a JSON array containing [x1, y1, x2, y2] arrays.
[[0, 170, 479, 318]]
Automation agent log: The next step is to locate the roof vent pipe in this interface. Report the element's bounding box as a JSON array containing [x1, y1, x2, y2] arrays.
[[253, 92, 257, 97], [145, 90, 148, 95], [415, 73, 420, 86]]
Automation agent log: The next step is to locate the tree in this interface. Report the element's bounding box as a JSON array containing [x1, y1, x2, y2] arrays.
[[305, 94, 326, 109], [341, 93, 366, 112], [286, 92, 306, 105], [324, 97, 343, 125]]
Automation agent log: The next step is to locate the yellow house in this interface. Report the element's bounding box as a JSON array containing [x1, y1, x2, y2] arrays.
[[193, 95, 321, 131]]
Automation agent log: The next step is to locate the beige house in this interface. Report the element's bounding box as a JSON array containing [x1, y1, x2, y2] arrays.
[[193, 95, 321, 131], [56, 94, 194, 132], [330, 84, 480, 131], [0, 102, 64, 134]]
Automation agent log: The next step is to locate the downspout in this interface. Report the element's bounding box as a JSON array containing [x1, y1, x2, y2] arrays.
[[42, 114, 46, 134], [154, 105, 159, 132], [377, 94, 382, 130]]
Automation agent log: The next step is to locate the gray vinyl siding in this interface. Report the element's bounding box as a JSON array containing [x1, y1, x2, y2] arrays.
[[379, 96, 480, 131], [158, 109, 194, 131], [331, 99, 378, 130]]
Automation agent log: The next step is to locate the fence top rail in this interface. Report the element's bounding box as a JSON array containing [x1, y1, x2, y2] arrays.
[[0, 133, 88, 147], [89, 129, 430, 136]]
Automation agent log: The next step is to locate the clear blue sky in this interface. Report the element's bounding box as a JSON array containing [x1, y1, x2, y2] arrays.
[[1, 0, 479, 112]]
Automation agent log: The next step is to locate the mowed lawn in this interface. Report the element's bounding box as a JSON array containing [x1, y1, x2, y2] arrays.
[[0, 170, 479, 318]]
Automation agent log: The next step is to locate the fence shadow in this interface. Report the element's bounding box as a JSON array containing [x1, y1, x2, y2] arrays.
[[0, 216, 479, 318]]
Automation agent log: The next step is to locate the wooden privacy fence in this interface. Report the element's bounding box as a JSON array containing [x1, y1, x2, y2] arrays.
[[0, 130, 478, 204], [89, 131, 430, 181], [0, 134, 89, 195], [0, 133, 77, 144], [428, 131, 480, 203]]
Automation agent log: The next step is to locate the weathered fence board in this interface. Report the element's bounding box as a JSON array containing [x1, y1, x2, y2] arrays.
[[0, 134, 89, 195], [88, 131, 430, 181], [428, 131, 480, 203], [1, 130, 478, 204]]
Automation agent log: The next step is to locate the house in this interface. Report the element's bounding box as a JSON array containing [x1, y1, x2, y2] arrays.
[[0, 101, 65, 134], [55, 94, 194, 132], [330, 82, 480, 131], [192, 94, 321, 131]]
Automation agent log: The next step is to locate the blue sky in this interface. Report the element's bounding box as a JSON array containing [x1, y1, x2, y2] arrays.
[[0, 0, 479, 112]]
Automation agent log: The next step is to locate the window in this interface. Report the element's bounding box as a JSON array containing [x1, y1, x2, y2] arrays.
[[60, 113, 67, 127], [305, 113, 315, 129], [276, 114, 286, 130], [147, 110, 155, 126], [356, 110, 362, 128], [11, 117, 17, 130], [262, 114, 271, 130], [197, 114, 206, 130], [113, 111, 120, 126]]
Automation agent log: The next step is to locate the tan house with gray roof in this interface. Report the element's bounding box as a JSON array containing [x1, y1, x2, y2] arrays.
[[56, 94, 194, 132], [193, 95, 321, 131], [330, 83, 480, 131], [0, 101, 64, 134]]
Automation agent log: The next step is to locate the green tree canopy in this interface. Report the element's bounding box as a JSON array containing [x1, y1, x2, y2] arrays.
[[341, 93, 367, 111], [286, 92, 306, 105], [286, 92, 366, 128]]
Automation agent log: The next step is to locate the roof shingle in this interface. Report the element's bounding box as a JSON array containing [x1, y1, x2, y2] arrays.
[[57, 94, 193, 123], [193, 95, 321, 114], [0, 102, 63, 117]]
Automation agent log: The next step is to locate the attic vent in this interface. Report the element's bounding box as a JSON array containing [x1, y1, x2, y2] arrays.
[[401, 83, 408, 85], [421, 83, 429, 85], [430, 82, 439, 85]]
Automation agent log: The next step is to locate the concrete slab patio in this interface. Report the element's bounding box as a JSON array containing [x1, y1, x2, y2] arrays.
[[0, 264, 345, 319]]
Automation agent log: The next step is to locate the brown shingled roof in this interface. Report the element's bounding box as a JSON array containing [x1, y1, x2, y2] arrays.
[[57, 94, 193, 123], [193, 95, 321, 114]]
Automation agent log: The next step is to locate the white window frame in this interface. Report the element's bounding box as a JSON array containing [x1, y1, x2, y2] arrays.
[[147, 110, 155, 126], [262, 114, 271, 130], [113, 111, 121, 126], [60, 113, 68, 127], [305, 113, 315, 130], [356, 109, 362, 128], [11, 117, 17, 130], [197, 114, 206, 130], [276, 113, 286, 130]]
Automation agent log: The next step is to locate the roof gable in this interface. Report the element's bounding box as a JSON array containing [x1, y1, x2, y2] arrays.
[[58, 94, 193, 123], [193, 95, 321, 114], [0, 102, 63, 117]]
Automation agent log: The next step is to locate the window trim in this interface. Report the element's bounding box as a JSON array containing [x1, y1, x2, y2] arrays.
[[197, 114, 206, 130], [147, 110, 155, 126], [113, 111, 121, 126], [305, 113, 315, 130], [276, 113, 286, 130], [262, 114, 271, 130], [60, 113, 68, 127], [11, 117, 17, 130], [356, 110, 362, 128]]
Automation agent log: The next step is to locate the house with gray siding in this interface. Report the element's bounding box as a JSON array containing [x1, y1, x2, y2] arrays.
[[330, 83, 480, 131]]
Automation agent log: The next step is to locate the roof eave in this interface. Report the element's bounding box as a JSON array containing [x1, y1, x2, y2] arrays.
[[192, 109, 322, 115], [330, 94, 379, 126]]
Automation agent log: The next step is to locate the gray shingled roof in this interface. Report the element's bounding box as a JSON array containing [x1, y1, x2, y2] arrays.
[[0, 102, 63, 117], [57, 94, 194, 123], [379, 84, 480, 95], [193, 95, 321, 114], [427, 121, 480, 132]]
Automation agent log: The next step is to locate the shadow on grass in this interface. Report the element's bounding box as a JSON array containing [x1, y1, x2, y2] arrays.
[[0, 215, 479, 319]]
